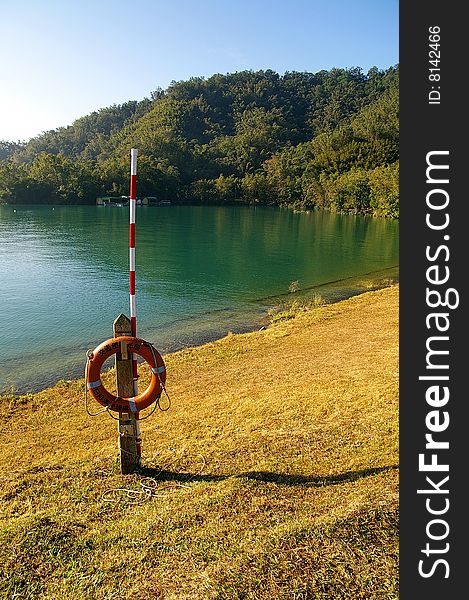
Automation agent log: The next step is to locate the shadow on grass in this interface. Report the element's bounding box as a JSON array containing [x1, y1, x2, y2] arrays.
[[139, 464, 398, 487]]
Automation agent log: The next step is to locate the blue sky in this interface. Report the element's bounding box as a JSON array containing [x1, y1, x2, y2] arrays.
[[0, 0, 398, 142]]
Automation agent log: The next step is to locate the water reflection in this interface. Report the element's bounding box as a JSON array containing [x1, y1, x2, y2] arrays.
[[0, 205, 398, 392]]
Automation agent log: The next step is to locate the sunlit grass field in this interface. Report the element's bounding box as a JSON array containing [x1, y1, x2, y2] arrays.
[[0, 286, 399, 599]]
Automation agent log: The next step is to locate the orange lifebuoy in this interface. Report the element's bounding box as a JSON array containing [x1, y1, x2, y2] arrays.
[[86, 336, 166, 413]]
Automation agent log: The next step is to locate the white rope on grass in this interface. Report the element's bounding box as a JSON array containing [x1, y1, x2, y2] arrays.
[[101, 478, 192, 504], [101, 454, 207, 505]]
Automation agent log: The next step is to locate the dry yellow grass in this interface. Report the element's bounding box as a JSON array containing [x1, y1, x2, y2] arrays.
[[0, 285, 399, 599]]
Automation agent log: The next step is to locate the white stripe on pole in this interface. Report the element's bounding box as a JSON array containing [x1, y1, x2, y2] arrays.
[[130, 149, 138, 176], [130, 295, 136, 317], [129, 248, 135, 270], [130, 199, 136, 224]]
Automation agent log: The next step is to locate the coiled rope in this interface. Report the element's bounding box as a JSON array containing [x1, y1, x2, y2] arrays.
[[101, 454, 207, 504], [101, 477, 191, 504]]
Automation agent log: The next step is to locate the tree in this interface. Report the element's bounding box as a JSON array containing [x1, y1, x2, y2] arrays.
[[1, 65, 399, 216], [368, 162, 399, 218]]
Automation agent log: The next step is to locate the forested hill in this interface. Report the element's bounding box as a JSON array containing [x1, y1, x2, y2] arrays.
[[0, 66, 399, 217]]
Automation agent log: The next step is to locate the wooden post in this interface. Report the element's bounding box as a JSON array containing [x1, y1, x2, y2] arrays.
[[113, 313, 140, 474]]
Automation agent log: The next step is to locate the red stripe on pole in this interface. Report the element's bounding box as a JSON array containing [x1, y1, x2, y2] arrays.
[[130, 175, 137, 200], [129, 150, 141, 459]]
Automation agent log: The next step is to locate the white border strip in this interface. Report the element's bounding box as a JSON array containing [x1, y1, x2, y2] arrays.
[[87, 379, 101, 389]]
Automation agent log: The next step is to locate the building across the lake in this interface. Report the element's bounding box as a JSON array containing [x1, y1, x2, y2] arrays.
[[96, 196, 130, 206], [96, 196, 171, 206], [142, 197, 171, 206]]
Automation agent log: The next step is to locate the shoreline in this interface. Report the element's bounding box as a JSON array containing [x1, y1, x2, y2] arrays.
[[2, 280, 399, 399], [1, 201, 400, 221]]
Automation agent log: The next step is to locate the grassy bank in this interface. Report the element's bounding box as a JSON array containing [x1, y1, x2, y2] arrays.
[[0, 286, 399, 599]]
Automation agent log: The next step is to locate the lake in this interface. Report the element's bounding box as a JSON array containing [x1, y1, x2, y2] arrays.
[[0, 205, 398, 393]]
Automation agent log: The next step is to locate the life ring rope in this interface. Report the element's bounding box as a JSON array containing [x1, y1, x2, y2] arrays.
[[84, 336, 167, 415], [149, 343, 171, 412]]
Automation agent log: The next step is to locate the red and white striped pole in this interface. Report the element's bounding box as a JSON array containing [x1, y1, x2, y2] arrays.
[[129, 148, 141, 457]]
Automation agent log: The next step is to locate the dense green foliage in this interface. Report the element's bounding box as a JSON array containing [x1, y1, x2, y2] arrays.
[[0, 66, 398, 217]]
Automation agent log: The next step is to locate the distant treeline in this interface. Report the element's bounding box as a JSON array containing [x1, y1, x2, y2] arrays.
[[0, 66, 398, 217]]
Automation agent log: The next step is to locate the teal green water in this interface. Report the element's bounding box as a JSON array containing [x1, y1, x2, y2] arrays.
[[0, 205, 398, 393]]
